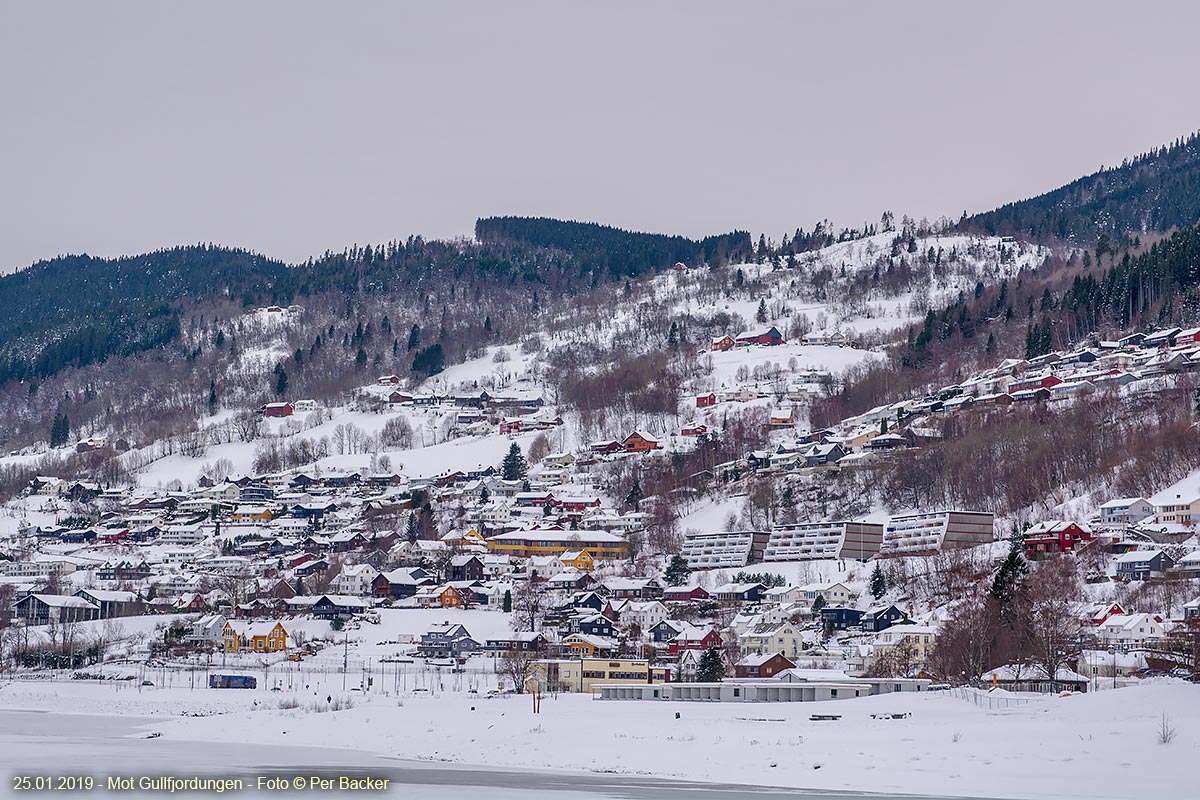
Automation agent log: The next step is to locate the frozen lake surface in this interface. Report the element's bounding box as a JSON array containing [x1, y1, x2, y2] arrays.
[[0, 709, 994, 800]]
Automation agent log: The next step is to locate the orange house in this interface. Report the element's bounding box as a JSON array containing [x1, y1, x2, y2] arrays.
[[711, 335, 735, 352], [623, 432, 660, 453], [417, 584, 466, 608], [561, 633, 616, 658], [559, 549, 595, 572]]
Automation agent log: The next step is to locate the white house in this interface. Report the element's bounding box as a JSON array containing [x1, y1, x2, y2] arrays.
[[331, 564, 379, 597], [1149, 474, 1200, 526], [1098, 497, 1155, 527], [1096, 613, 1169, 647]]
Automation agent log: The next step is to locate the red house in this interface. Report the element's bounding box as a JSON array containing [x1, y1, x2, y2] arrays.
[[623, 431, 660, 453], [1009, 373, 1062, 393], [681, 424, 708, 437], [1084, 602, 1125, 626], [590, 440, 623, 454], [663, 586, 711, 603], [1176, 327, 1200, 347], [696, 393, 717, 408], [378, 375, 401, 385], [98, 528, 130, 544], [735, 326, 784, 347], [1022, 520, 1093, 556], [735, 652, 796, 679], [261, 402, 294, 418], [668, 626, 722, 655]]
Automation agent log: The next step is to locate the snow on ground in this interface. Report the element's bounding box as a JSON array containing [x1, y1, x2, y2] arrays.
[[0, 680, 1174, 800], [700, 343, 882, 391]]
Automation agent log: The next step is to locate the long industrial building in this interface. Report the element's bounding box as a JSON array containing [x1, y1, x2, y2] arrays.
[[879, 510, 995, 557], [763, 520, 883, 561]]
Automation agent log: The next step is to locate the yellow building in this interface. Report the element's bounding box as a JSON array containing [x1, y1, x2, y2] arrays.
[[232, 505, 273, 522], [441, 528, 487, 548], [559, 549, 595, 572], [486, 529, 628, 561], [223, 621, 288, 653], [872, 624, 935, 670], [530, 658, 670, 693]]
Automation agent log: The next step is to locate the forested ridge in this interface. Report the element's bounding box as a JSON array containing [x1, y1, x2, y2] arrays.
[[475, 216, 753, 279], [959, 131, 1200, 244], [0, 246, 288, 384], [0, 219, 751, 387]]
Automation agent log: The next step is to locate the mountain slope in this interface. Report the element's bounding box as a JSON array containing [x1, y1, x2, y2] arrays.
[[0, 246, 289, 383], [959, 131, 1200, 245], [475, 216, 753, 278]]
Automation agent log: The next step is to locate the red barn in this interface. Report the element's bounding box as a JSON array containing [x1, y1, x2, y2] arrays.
[[735, 326, 784, 347], [261, 402, 294, 418], [681, 424, 708, 437], [696, 393, 717, 407], [589, 440, 623, 454], [1022, 520, 1093, 556]]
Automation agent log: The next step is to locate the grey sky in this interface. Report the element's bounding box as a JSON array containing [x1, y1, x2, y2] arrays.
[[2, 1, 1199, 272]]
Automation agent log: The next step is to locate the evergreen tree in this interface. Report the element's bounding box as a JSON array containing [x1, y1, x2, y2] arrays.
[[990, 545, 1029, 607], [405, 512, 419, 543], [664, 555, 691, 587], [273, 363, 288, 396], [49, 412, 67, 447], [667, 321, 678, 348], [355, 347, 368, 367], [501, 443, 528, 481], [755, 298, 768, 324], [880, 418, 888, 435], [811, 593, 826, 615], [407, 324, 421, 351], [479, 485, 491, 504], [294, 575, 304, 594], [624, 477, 643, 509], [502, 589, 512, 613], [208, 380, 218, 414], [869, 563, 887, 599], [696, 646, 725, 682], [411, 344, 444, 376]]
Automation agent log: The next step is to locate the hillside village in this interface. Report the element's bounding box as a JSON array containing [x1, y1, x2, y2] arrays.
[[3, 309, 1199, 703]]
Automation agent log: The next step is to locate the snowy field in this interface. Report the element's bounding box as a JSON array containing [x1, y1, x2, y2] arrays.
[[0, 680, 1193, 799]]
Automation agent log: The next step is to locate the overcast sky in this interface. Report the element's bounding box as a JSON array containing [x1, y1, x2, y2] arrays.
[[2, 1, 1199, 272]]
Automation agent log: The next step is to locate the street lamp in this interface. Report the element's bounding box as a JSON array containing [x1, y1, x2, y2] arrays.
[[1108, 647, 1117, 691]]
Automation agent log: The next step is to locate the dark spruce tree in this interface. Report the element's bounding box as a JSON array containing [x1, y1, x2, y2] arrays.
[[501, 443, 528, 481]]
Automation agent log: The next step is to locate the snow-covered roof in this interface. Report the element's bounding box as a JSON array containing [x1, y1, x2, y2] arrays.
[[1148, 472, 1200, 506]]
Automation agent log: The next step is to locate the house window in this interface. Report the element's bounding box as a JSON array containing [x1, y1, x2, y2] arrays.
[[831, 689, 838, 698], [733, 688, 741, 697]]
